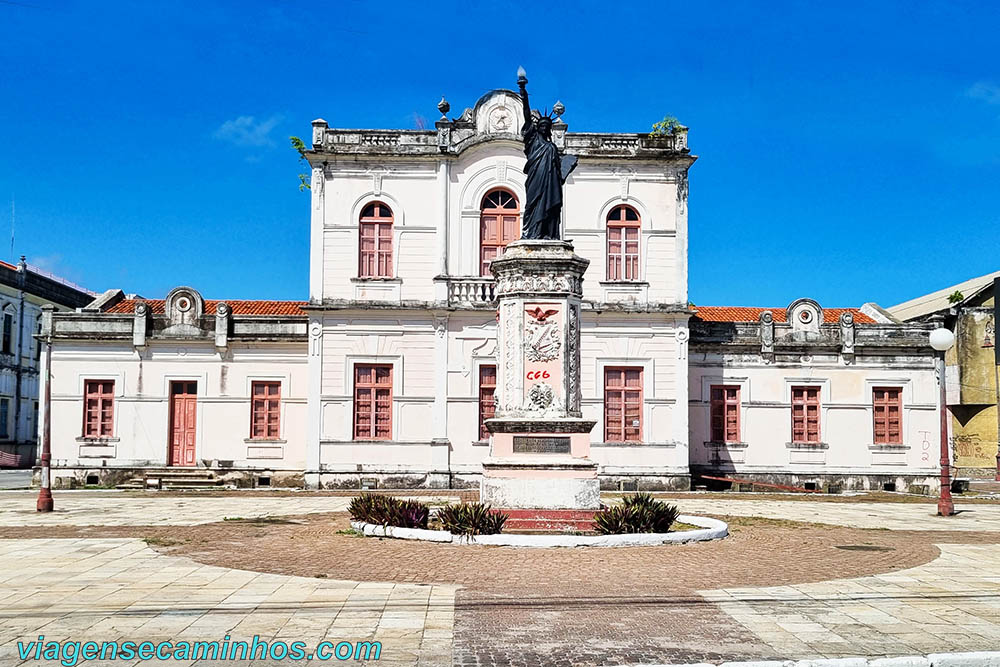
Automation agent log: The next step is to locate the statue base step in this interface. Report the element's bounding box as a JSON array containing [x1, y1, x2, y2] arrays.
[[481, 455, 600, 510]]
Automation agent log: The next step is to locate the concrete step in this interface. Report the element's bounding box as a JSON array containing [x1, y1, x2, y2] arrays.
[[502, 509, 597, 533], [116, 469, 222, 490]]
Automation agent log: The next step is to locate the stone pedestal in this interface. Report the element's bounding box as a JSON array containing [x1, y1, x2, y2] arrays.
[[481, 240, 599, 510]]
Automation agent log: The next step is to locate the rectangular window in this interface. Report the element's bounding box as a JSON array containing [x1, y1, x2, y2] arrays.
[[710, 385, 741, 443], [873, 387, 903, 445], [354, 364, 392, 440], [83, 380, 115, 437], [791, 386, 821, 443], [2, 313, 11, 354], [359, 221, 393, 278], [604, 367, 643, 443], [0, 399, 8, 438], [478, 365, 496, 441], [250, 381, 281, 439]]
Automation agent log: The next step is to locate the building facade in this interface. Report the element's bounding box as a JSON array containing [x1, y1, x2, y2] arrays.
[[1, 257, 94, 466], [890, 272, 999, 480], [41, 86, 944, 492]]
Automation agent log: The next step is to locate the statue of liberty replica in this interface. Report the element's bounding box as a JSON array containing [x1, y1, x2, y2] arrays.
[[517, 67, 578, 240]]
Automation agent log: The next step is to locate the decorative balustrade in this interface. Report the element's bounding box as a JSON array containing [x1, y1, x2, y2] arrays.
[[447, 277, 497, 308]]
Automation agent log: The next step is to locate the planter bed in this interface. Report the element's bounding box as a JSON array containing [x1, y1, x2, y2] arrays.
[[349, 514, 728, 548]]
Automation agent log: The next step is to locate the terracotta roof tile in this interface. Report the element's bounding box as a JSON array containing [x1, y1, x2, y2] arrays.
[[693, 306, 875, 325], [105, 299, 308, 316]]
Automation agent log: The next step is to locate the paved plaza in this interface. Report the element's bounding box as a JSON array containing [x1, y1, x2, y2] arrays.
[[0, 492, 460, 527], [0, 491, 998, 665], [0, 538, 455, 666]]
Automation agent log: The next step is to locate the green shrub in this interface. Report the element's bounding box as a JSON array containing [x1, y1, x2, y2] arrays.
[[348, 494, 429, 529], [594, 493, 679, 534], [438, 502, 508, 536]]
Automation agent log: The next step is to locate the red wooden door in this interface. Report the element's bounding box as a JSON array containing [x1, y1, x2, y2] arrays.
[[168, 381, 198, 466]]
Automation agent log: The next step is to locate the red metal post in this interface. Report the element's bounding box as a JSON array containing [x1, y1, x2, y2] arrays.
[[36, 334, 53, 512], [937, 353, 954, 516]]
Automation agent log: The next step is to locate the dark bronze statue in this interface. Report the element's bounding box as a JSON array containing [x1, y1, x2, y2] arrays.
[[517, 67, 578, 240]]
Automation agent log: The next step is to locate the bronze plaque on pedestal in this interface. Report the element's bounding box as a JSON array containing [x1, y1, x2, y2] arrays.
[[513, 436, 571, 454]]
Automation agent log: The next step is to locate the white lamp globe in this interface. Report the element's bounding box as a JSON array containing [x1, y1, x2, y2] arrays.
[[929, 327, 955, 352]]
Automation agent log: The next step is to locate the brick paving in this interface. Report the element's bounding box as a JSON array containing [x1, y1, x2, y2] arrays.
[[3, 493, 1000, 664]]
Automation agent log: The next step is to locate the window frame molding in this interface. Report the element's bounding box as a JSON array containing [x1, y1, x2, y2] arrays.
[[478, 187, 521, 277], [601, 365, 646, 444], [709, 384, 742, 445], [789, 384, 823, 445], [357, 200, 396, 279], [351, 362, 394, 442], [248, 379, 283, 441], [476, 362, 498, 443], [81, 378, 117, 439], [593, 358, 654, 445], [864, 378, 912, 448], [344, 356, 402, 441], [605, 203, 643, 283]]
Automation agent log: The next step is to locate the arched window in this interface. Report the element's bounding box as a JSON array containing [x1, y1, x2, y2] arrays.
[[359, 202, 394, 278], [606, 204, 640, 281], [480, 189, 520, 276]]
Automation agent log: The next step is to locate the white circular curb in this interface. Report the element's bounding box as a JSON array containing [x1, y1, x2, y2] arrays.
[[350, 514, 727, 548]]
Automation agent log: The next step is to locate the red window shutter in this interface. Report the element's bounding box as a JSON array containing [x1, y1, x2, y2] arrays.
[[250, 381, 281, 439], [480, 190, 520, 276], [478, 365, 497, 441], [710, 385, 741, 443], [354, 365, 393, 440], [83, 380, 115, 437], [873, 388, 902, 445], [359, 203, 393, 278], [605, 367, 643, 443], [791, 386, 821, 443], [606, 205, 641, 282]]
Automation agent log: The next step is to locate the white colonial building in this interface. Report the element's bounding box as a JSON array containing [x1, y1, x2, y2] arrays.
[[39, 87, 945, 492], [1, 257, 93, 467]]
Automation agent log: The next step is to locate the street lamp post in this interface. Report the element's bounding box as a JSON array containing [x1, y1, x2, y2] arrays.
[[36, 332, 53, 513], [929, 326, 955, 517]]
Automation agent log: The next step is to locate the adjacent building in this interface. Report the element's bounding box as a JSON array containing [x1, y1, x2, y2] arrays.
[[1, 257, 94, 466], [890, 271, 1000, 480], [40, 85, 944, 492]]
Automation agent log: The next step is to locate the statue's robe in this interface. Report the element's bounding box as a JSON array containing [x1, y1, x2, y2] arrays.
[[521, 122, 564, 240]]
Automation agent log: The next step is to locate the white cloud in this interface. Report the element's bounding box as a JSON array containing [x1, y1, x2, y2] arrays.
[[213, 114, 284, 148], [967, 81, 1000, 105]]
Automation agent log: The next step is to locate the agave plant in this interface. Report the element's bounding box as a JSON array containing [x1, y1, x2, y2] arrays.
[[594, 494, 680, 535], [438, 502, 508, 536], [348, 493, 429, 529]]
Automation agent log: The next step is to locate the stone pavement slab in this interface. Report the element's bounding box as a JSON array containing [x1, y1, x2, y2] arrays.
[[702, 544, 1000, 659], [671, 499, 1000, 531], [0, 492, 459, 527], [0, 539, 456, 666]]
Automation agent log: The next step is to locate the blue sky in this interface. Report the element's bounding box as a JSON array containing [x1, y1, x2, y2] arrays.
[[2, 0, 998, 308]]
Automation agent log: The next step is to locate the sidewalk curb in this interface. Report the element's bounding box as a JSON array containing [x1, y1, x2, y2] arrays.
[[637, 652, 1000, 667]]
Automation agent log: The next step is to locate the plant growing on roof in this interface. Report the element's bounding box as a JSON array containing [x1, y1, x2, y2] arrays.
[[290, 136, 311, 191], [649, 115, 683, 137], [947, 290, 964, 304]]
